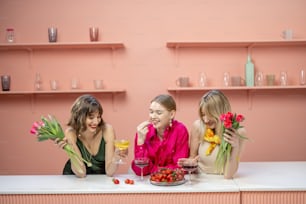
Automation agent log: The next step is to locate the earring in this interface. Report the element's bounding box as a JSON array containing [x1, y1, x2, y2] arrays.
[[169, 118, 173, 128]]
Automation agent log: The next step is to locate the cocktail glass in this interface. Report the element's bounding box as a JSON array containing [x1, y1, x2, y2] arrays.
[[182, 159, 198, 185], [134, 157, 149, 181], [114, 139, 129, 164]]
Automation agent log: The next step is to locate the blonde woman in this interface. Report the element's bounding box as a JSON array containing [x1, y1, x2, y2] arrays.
[[187, 90, 246, 179]]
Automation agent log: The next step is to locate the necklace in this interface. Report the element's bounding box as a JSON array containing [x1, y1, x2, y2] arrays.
[[203, 128, 221, 155]]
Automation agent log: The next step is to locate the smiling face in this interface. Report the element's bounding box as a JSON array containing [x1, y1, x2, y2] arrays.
[[84, 111, 102, 134], [200, 109, 217, 129], [68, 94, 104, 135], [149, 101, 174, 132]]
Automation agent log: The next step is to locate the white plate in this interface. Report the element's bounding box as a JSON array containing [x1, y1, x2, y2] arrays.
[[150, 179, 186, 186]]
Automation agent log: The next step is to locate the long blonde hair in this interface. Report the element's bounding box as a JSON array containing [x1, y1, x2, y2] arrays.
[[198, 90, 231, 137]]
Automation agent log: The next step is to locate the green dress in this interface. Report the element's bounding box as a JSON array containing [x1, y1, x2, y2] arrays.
[[63, 136, 106, 175]]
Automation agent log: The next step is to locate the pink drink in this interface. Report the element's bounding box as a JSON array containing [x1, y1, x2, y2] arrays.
[[135, 158, 149, 168], [182, 164, 198, 172]]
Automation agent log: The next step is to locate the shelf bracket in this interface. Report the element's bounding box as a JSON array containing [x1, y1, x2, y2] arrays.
[[174, 45, 180, 67], [247, 90, 253, 110]]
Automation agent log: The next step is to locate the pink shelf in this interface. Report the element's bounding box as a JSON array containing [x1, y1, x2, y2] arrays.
[[166, 40, 306, 48], [0, 89, 126, 95], [0, 42, 124, 50], [167, 86, 306, 92]]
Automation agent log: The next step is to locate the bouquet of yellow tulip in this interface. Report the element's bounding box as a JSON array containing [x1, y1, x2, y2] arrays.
[[215, 112, 246, 174], [30, 115, 92, 174]]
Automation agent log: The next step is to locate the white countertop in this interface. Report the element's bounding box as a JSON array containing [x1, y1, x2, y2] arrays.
[[234, 161, 306, 191], [0, 161, 305, 194]]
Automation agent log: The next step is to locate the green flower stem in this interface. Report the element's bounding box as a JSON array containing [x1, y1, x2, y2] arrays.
[[64, 144, 92, 167]]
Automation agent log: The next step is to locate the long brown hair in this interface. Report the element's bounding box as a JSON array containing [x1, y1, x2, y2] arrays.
[[67, 94, 105, 136]]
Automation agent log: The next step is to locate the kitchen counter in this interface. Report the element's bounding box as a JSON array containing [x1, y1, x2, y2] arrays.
[[235, 161, 306, 191], [0, 161, 305, 204]]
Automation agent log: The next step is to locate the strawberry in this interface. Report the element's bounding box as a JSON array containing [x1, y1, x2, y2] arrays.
[[112, 178, 120, 184], [125, 178, 135, 184], [125, 179, 130, 184]]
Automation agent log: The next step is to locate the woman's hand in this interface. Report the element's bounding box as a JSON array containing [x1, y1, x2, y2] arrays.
[[54, 138, 67, 149], [177, 155, 199, 167], [115, 148, 128, 158], [136, 121, 150, 145], [223, 128, 240, 148]]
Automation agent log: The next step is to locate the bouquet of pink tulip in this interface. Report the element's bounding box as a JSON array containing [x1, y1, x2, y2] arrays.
[[30, 115, 92, 174], [215, 112, 246, 174]]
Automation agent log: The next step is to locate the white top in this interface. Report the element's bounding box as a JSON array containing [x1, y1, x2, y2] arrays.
[[0, 161, 305, 194]]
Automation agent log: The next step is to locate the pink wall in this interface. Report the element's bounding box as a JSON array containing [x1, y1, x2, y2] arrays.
[[0, 0, 305, 175]]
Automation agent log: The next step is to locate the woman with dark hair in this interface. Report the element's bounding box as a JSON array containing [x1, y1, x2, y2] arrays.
[[131, 94, 189, 176], [56, 94, 126, 178]]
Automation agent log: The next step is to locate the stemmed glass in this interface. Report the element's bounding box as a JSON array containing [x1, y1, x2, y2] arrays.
[[114, 139, 129, 164], [134, 157, 150, 181], [34, 73, 42, 91], [255, 71, 264, 86], [182, 159, 198, 185], [280, 71, 288, 86], [223, 72, 230, 86]]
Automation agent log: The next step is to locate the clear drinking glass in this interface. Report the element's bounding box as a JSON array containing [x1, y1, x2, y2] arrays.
[[300, 70, 305, 85]]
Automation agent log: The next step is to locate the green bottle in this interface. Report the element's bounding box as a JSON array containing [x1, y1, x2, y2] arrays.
[[245, 55, 254, 86]]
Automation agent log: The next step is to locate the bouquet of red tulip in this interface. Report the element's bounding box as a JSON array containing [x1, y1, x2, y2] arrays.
[[30, 115, 92, 174], [215, 112, 246, 174]]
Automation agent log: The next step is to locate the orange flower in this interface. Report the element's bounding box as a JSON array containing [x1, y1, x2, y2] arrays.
[[203, 128, 220, 155]]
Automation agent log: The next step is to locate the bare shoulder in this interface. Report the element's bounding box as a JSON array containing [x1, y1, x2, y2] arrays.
[[64, 127, 77, 142], [103, 123, 115, 142], [192, 119, 202, 129], [191, 119, 203, 134]]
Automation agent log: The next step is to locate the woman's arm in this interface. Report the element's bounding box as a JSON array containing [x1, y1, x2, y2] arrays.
[[103, 124, 120, 176], [64, 128, 87, 178], [223, 127, 246, 179], [170, 124, 189, 167], [189, 120, 202, 158]]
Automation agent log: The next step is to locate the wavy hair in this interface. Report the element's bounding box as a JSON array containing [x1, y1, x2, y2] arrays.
[[67, 94, 105, 136]]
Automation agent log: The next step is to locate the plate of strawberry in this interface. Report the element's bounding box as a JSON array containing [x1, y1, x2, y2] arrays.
[[150, 168, 186, 186]]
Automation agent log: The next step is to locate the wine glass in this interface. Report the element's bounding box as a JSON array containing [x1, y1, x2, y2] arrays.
[[134, 157, 150, 181], [182, 159, 198, 185], [255, 71, 264, 86], [34, 73, 42, 90], [223, 72, 230, 86], [300, 69, 305, 85], [280, 71, 288, 86], [114, 139, 130, 164]]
